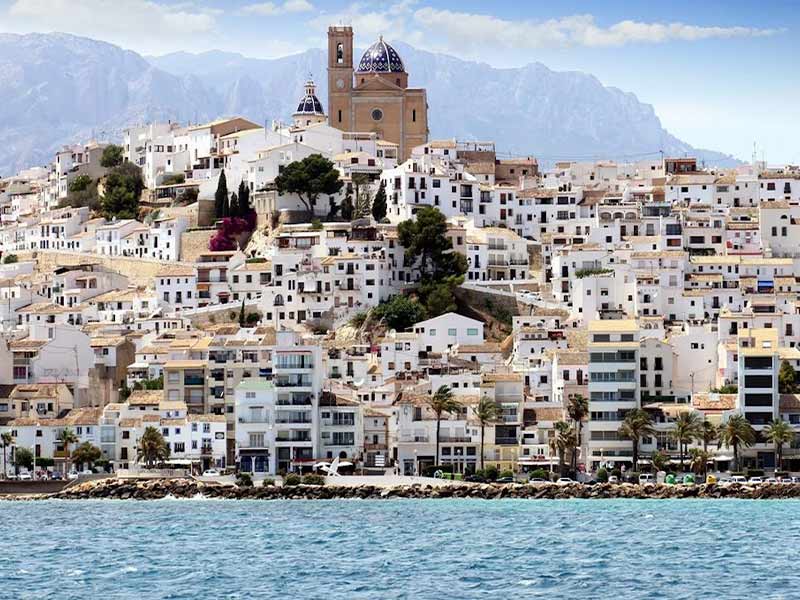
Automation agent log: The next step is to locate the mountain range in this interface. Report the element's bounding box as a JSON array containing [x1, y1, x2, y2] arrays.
[[0, 32, 739, 178]]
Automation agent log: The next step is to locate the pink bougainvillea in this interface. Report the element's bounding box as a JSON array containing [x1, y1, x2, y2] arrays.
[[208, 214, 256, 251]]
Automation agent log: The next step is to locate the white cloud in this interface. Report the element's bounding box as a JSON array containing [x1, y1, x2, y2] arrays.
[[4, 0, 217, 54], [411, 8, 782, 52], [240, 0, 314, 16]]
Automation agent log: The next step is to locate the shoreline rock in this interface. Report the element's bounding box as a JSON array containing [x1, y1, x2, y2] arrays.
[[4, 478, 800, 501]]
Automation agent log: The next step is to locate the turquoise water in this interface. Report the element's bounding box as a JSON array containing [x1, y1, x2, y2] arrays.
[[1, 499, 798, 599]]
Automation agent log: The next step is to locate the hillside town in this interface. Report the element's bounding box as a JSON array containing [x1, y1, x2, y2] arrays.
[[2, 26, 800, 484]]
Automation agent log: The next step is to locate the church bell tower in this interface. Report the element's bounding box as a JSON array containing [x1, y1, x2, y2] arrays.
[[327, 26, 353, 132]]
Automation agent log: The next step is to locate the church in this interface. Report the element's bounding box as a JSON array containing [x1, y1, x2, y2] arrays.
[[327, 26, 428, 161]]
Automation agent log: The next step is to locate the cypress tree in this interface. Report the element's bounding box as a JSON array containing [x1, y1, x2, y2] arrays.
[[229, 192, 239, 218], [372, 179, 387, 221], [214, 170, 228, 218]]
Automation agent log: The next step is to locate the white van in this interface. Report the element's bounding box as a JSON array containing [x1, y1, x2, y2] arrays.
[[638, 474, 655, 484]]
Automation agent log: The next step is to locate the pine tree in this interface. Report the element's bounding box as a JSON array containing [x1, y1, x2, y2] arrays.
[[229, 192, 239, 217], [239, 299, 246, 327], [214, 170, 228, 219], [372, 180, 387, 221]]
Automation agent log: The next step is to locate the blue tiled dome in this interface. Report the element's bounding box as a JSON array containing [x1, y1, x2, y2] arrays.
[[295, 80, 324, 115], [357, 36, 405, 73]]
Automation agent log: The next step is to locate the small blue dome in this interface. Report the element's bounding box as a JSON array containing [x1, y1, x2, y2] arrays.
[[295, 79, 324, 115], [357, 36, 405, 73]]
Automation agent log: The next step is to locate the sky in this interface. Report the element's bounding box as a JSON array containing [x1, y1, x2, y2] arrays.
[[0, 0, 797, 163]]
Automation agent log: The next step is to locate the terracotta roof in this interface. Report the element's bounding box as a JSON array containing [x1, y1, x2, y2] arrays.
[[692, 393, 736, 411]]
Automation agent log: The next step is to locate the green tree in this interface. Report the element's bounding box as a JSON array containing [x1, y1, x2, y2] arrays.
[[555, 421, 577, 477], [567, 394, 589, 471], [779, 360, 797, 394], [238, 299, 246, 327], [215, 170, 229, 219], [474, 396, 501, 471], [371, 179, 387, 221], [1, 432, 12, 478], [698, 419, 719, 453], [422, 282, 457, 317], [689, 448, 712, 479], [238, 180, 251, 217], [274, 154, 343, 219], [670, 411, 702, 469], [100, 144, 124, 168], [652, 449, 670, 473], [101, 162, 144, 219], [765, 419, 794, 470], [2, 254, 18, 264], [229, 192, 239, 217], [618, 409, 656, 470], [71, 442, 102, 470], [719, 414, 756, 472], [14, 447, 33, 473], [372, 295, 427, 330], [57, 427, 79, 472], [340, 192, 354, 220], [426, 385, 462, 467], [352, 173, 372, 218], [397, 206, 467, 281], [137, 426, 170, 468], [68, 174, 93, 193]]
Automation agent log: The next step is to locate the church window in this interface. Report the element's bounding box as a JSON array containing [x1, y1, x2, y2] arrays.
[[338, 110, 342, 123], [412, 109, 416, 122], [371, 108, 384, 121], [336, 43, 343, 64]]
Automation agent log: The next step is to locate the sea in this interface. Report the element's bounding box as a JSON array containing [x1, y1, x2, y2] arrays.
[[1, 498, 797, 599]]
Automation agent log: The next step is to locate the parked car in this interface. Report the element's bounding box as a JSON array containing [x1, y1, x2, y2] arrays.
[[18, 472, 32, 480], [80, 469, 93, 476], [764, 477, 778, 484], [465, 474, 486, 483], [202, 469, 221, 477], [51, 472, 63, 480], [730, 475, 747, 484], [638, 474, 655, 484], [67, 470, 79, 480], [748, 476, 764, 484], [607, 475, 619, 484], [528, 478, 548, 484], [556, 478, 574, 485]]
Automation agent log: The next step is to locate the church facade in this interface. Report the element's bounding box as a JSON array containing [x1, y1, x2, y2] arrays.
[[327, 26, 428, 161]]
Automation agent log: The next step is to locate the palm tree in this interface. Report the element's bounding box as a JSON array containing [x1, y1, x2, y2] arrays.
[[137, 426, 170, 468], [57, 427, 79, 473], [554, 421, 577, 477], [425, 385, 462, 467], [764, 419, 794, 471], [618, 409, 656, 471], [689, 448, 712, 479], [719, 414, 756, 472], [670, 411, 702, 469], [474, 396, 501, 471], [0, 432, 12, 479], [566, 394, 589, 471], [71, 442, 102, 471], [698, 420, 719, 453]]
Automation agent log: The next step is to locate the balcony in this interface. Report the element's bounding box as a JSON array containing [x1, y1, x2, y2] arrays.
[[495, 437, 518, 445], [184, 376, 205, 386], [364, 443, 387, 451]]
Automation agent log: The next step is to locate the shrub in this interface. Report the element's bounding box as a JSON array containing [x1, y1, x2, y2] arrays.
[[610, 468, 622, 479], [746, 468, 764, 478], [348, 311, 368, 328], [283, 473, 301, 486], [262, 478, 276, 487], [236, 473, 253, 487], [596, 467, 609, 483], [499, 470, 514, 479], [423, 464, 454, 477], [311, 219, 323, 230], [2, 254, 18, 264], [161, 173, 185, 186], [302, 474, 325, 486], [575, 267, 614, 278], [530, 468, 549, 480], [483, 465, 499, 481], [245, 312, 260, 325]]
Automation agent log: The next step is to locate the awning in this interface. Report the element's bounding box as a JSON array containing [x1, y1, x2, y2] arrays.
[[163, 459, 194, 465], [714, 455, 734, 461]]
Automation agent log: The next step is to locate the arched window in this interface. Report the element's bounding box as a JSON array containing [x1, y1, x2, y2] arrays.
[[412, 109, 416, 122], [336, 43, 343, 64]]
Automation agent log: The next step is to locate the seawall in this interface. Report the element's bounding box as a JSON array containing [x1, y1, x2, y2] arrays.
[[6, 477, 800, 501]]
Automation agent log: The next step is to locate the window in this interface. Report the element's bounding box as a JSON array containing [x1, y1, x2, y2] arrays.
[[371, 108, 383, 121], [448, 328, 457, 336], [467, 328, 478, 336]]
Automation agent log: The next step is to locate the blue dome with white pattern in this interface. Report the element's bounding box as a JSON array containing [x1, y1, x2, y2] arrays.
[[357, 36, 405, 73], [295, 79, 324, 115]]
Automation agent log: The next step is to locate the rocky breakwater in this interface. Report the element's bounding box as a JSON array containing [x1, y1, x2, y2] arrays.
[[8, 477, 800, 501]]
